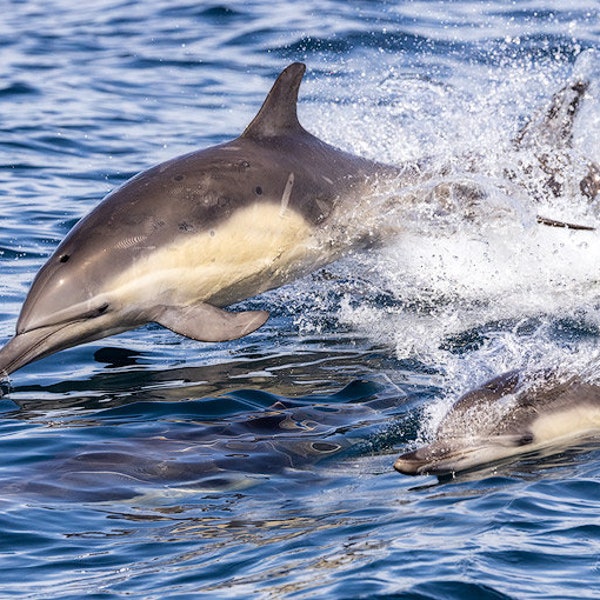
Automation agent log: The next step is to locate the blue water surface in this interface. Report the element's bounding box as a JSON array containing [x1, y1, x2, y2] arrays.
[[0, 1, 600, 598]]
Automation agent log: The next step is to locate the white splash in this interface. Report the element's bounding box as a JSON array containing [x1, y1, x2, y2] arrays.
[[305, 50, 600, 426]]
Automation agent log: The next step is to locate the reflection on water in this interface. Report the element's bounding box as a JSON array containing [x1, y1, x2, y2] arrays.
[[0, 340, 424, 504]]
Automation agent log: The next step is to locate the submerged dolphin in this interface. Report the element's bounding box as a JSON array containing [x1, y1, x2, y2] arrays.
[[394, 370, 600, 476], [0, 63, 399, 377]]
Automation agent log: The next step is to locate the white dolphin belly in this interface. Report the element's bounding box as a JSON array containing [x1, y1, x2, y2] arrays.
[[109, 203, 320, 309]]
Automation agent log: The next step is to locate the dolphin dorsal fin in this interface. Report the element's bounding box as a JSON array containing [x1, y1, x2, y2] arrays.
[[515, 80, 589, 149], [242, 62, 308, 140]]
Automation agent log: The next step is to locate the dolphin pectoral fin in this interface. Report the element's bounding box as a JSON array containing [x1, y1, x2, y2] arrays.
[[536, 215, 595, 231], [155, 304, 269, 343]]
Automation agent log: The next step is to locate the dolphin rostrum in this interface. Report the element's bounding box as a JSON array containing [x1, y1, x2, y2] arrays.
[[0, 63, 400, 378], [394, 370, 600, 476]]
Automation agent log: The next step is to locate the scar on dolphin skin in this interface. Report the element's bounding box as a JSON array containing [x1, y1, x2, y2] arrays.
[[279, 172, 295, 217]]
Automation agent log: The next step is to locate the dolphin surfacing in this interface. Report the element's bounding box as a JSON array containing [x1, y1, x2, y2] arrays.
[[394, 371, 600, 476], [0, 63, 398, 378]]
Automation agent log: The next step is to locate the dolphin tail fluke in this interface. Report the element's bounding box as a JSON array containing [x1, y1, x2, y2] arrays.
[[155, 303, 269, 343]]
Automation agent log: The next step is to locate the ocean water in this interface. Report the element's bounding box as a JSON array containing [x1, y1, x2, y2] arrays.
[[1, 1, 600, 598]]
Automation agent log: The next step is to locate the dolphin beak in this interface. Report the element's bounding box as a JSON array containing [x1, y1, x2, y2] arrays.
[[393, 442, 469, 476], [0, 326, 74, 377], [0, 315, 125, 378], [393, 449, 431, 475], [394, 437, 524, 476]]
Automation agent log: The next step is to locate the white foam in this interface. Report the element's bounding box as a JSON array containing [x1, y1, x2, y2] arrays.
[[305, 52, 600, 428]]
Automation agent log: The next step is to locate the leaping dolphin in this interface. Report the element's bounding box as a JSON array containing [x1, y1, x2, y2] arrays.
[[0, 63, 400, 378], [1, 62, 597, 380], [394, 370, 600, 477]]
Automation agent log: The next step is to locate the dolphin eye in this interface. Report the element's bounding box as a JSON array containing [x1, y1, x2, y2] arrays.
[[517, 433, 534, 446], [96, 303, 109, 316], [59, 254, 70, 263]]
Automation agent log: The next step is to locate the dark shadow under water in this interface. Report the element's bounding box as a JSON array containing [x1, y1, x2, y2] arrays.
[[0, 338, 431, 504]]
